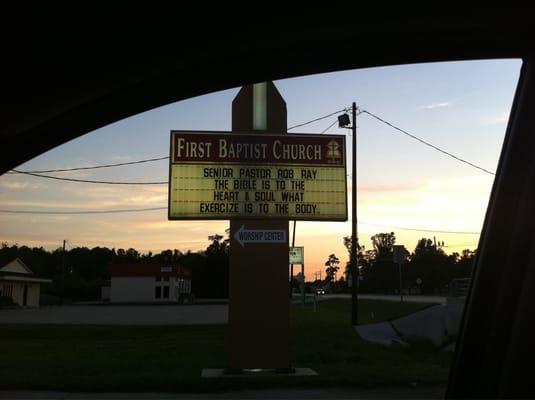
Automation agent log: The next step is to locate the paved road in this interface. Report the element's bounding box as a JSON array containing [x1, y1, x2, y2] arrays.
[[0, 295, 445, 325], [0, 386, 445, 399], [0, 304, 228, 325], [320, 294, 446, 305]]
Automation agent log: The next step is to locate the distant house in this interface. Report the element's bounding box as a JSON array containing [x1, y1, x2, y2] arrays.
[[0, 258, 52, 307], [109, 263, 192, 303]]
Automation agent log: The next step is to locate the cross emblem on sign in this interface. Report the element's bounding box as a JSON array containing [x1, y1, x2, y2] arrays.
[[326, 140, 342, 164]]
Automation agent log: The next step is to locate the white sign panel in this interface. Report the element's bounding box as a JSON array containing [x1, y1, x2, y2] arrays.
[[289, 247, 304, 264]]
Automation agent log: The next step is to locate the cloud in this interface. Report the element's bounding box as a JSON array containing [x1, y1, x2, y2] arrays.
[[417, 101, 451, 110], [1, 172, 491, 265], [359, 182, 421, 193], [357, 175, 490, 232], [0, 180, 45, 190]]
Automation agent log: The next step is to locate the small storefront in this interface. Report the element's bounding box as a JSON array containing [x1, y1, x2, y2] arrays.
[[0, 258, 51, 307], [109, 263, 192, 303]]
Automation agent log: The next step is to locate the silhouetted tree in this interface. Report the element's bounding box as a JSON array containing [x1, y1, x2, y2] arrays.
[[358, 232, 398, 294], [371, 232, 396, 260], [406, 237, 453, 294], [201, 233, 229, 298], [452, 248, 476, 279], [343, 236, 371, 287], [324, 254, 340, 283], [2, 231, 472, 300]]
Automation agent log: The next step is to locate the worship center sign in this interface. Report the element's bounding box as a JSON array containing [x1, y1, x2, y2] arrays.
[[168, 131, 347, 221]]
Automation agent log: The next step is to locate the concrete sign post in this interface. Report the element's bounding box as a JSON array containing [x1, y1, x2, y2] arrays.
[[229, 82, 291, 372], [168, 81, 347, 373]]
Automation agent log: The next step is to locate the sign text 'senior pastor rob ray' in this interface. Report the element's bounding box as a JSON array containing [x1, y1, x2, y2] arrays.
[[168, 131, 348, 221]]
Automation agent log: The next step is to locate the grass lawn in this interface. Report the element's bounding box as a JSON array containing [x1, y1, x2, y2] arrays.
[[0, 299, 453, 392]]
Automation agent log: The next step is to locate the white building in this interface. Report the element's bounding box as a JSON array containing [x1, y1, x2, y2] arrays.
[[109, 263, 192, 303], [0, 258, 52, 307]]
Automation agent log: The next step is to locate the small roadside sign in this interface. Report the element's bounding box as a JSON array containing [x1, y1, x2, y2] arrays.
[[289, 247, 304, 264]]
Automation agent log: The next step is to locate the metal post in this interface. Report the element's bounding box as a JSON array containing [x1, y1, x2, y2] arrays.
[[301, 263, 305, 306], [351, 102, 359, 325], [289, 220, 296, 298], [398, 261, 404, 303]]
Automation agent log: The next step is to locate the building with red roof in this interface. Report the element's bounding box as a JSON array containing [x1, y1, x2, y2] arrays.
[[108, 263, 191, 303]]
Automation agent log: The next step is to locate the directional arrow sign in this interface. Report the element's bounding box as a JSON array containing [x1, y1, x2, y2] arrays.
[[233, 225, 287, 248]]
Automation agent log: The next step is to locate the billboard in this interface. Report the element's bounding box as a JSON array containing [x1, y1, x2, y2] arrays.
[[168, 131, 347, 221]]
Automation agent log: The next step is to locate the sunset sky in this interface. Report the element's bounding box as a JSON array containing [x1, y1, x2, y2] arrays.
[[0, 59, 521, 280]]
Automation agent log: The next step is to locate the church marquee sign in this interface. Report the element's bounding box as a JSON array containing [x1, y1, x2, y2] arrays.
[[168, 131, 347, 221]]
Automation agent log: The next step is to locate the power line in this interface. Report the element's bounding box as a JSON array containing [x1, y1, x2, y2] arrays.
[[0, 204, 482, 236], [321, 119, 339, 134], [5, 110, 351, 182], [0, 207, 167, 215], [8, 109, 349, 175], [358, 220, 481, 235], [10, 170, 168, 185], [4, 106, 495, 187], [443, 241, 479, 248], [360, 110, 496, 176], [288, 108, 349, 131], [9, 156, 169, 174]]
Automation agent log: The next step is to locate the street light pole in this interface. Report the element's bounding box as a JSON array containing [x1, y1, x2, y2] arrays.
[[350, 102, 359, 326]]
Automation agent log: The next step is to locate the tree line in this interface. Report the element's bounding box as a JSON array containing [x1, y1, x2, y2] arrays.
[[0, 234, 229, 301], [1, 230, 475, 301], [335, 232, 475, 295]]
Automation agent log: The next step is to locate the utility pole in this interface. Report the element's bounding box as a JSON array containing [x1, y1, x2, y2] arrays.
[[350, 102, 359, 326], [62, 239, 66, 274], [60, 239, 66, 305]]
